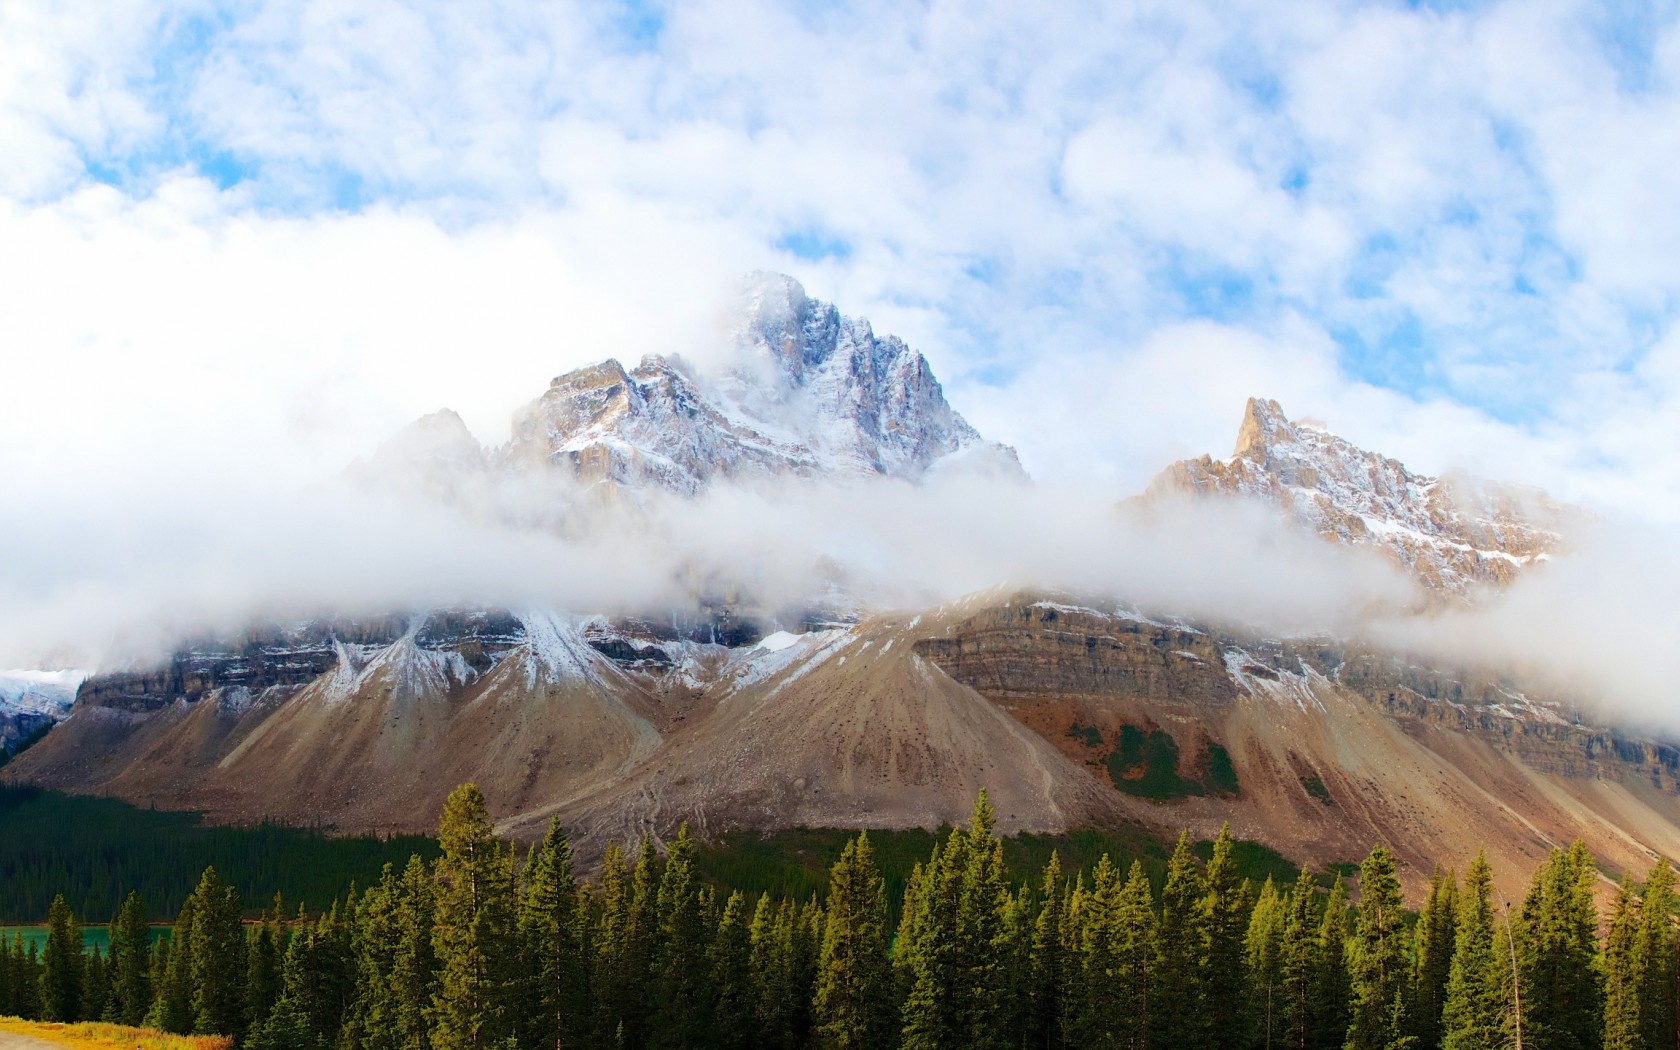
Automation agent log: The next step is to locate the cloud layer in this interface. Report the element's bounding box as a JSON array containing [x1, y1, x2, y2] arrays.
[[4, 2, 1680, 728]]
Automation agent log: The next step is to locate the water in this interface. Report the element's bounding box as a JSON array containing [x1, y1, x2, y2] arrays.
[[1, 924, 170, 954]]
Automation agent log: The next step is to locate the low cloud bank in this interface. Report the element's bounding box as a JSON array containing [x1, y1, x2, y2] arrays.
[[0, 463, 1674, 734]]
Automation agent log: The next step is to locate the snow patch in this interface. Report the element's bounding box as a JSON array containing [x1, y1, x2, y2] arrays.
[[755, 630, 802, 652]]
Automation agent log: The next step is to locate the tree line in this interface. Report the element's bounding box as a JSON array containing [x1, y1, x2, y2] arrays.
[[1, 782, 1675, 1050], [0, 783, 437, 921]]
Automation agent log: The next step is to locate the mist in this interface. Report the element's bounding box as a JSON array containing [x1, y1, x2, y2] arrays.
[[4, 426, 1679, 735]]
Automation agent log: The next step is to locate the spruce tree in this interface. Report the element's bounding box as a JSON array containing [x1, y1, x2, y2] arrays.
[[431, 783, 518, 1050], [1604, 878, 1645, 1050], [19, 937, 43, 1021], [1515, 842, 1602, 1050], [81, 945, 108, 1022], [1279, 868, 1323, 1050], [1442, 852, 1504, 1050], [814, 832, 894, 1050], [1310, 876, 1352, 1050], [145, 891, 197, 1033], [1206, 824, 1254, 1050], [351, 862, 405, 1049], [1028, 852, 1069, 1050], [107, 890, 151, 1025], [0, 932, 15, 1017], [997, 883, 1036, 1050], [245, 899, 283, 1037], [392, 855, 439, 1050], [517, 817, 582, 1050], [1247, 875, 1286, 1050], [1640, 859, 1679, 1050], [1346, 845, 1411, 1050], [246, 933, 324, 1050], [653, 823, 712, 1049], [38, 893, 81, 1022], [955, 793, 1011, 1050], [1412, 867, 1459, 1050], [899, 831, 966, 1050], [1152, 831, 1209, 1048], [592, 840, 648, 1048], [1068, 854, 1122, 1049], [712, 890, 756, 1050], [189, 866, 247, 1038]]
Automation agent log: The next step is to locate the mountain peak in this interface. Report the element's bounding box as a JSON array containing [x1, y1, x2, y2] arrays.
[[1232, 396, 1291, 460], [503, 274, 1020, 493], [1150, 397, 1571, 597]]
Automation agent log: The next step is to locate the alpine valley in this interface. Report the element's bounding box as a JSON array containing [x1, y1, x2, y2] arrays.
[[8, 273, 1677, 896]]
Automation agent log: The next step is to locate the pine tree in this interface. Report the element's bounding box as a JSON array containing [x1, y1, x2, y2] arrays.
[[955, 793, 1011, 1050], [1640, 859, 1679, 1050], [1068, 854, 1121, 1049], [1310, 876, 1351, 1050], [1412, 867, 1459, 1050], [1206, 824, 1253, 1050], [517, 817, 582, 1050], [1028, 852, 1069, 1050], [38, 893, 81, 1022], [189, 866, 247, 1038], [899, 831, 966, 1050], [1346, 845, 1411, 1050], [996, 883, 1036, 1050], [1442, 852, 1504, 1050], [1515, 842, 1602, 1050], [0, 932, 15, 1017], [245, 898, 283, 1037], [814, 832, 894, 1050], [1152, 831, 1209, 1048], [1248, 875, 1286, 1050], [653, 823, 712, 1049], [431, 783, 518, 1050], [1279, 868, 1323, 1050], [19, 937, 44, 1021], [351, 862, 405, 1050], [592, 840, 649, 1049], [711, 890, 756, 1050], [146, 891, 198, 1033], [107, 890, 151, 1026], [246, 943, 323, 1050], [392, 855, 439, 1050], [1604, 878, 1645, 1050], [80, 945, 109, 1022]]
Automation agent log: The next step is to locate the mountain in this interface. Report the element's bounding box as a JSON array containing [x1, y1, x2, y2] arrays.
[[8, 291, 1676, 897], [357, 272, 1019, 507], [1146, 397, 1576, 597], [502, 273, 1020, 494], [0, 670, 84, 754]]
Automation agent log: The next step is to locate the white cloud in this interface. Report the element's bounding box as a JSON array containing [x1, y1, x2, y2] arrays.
[[4, 0, 1680, 700]]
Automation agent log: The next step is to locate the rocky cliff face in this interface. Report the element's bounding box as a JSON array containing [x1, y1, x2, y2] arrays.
[[501, 273, 1020, 494], [1147, 398, 1575, 597]]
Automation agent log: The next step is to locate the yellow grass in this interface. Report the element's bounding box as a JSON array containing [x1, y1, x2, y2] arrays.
[[0, 1018, 230, 1049]]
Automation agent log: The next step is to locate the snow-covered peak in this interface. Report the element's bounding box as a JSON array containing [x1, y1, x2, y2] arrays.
[[0, 669, 86, 718], [1149, 398, 1575, 597], [502, 272, 1022, 494]]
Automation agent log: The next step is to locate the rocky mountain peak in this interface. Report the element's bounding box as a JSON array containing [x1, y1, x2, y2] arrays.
[[500, 272, 1020, 494], [1149, 398, 1574, 597]]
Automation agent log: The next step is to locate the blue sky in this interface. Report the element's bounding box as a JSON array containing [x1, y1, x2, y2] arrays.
[[3, 0, 1680, 522]]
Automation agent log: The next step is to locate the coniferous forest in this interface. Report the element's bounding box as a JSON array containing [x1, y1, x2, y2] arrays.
[[1, 783, 1675, 1050]]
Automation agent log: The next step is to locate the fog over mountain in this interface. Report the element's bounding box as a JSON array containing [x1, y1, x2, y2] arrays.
[[3, 275, 1677, 737]]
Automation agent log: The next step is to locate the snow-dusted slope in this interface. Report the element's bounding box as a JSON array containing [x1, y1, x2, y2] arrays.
[[0, 669, 86, 753], [503, 273, 1021, 494], [1147, 398, 1574, 596], [0, 670, 85, 718]]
